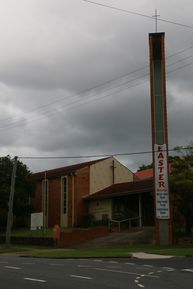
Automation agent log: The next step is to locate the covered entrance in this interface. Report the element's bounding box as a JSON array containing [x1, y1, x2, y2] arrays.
[[85, 178, 155, 229], [112, 192, 154, 227]]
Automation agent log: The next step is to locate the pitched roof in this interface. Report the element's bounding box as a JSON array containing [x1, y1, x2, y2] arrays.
[[134, 168, 153, 180], [84, 178, 154, 201], [32, 157, 110, 180], [134, 164, 172, 180]]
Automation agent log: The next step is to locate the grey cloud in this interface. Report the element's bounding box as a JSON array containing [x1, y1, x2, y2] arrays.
[[0, 0, 193, 174]]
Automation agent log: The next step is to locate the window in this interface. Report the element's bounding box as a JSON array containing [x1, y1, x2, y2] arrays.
[[62, 177, 68, 214]]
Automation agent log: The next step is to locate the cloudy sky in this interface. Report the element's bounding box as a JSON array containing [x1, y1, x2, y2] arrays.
[[0, 0, 193, 173]]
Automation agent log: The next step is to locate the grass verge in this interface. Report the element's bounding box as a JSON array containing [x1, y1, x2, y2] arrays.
[[1, 244, 193, 258], [1, 243, 193, 258], [30, 244, 193, 258], [0, 245, 53, 254]]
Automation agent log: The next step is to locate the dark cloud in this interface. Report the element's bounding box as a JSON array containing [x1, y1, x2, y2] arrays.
[[0, 0, 193, 173]]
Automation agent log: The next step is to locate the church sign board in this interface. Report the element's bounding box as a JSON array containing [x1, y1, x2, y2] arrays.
[[154, 144, 170, 219]]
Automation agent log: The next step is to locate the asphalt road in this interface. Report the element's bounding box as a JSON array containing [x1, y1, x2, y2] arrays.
[[0, 255, 193, 289]]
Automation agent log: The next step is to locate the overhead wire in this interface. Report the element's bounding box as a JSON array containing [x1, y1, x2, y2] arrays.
[[0, 1, 192, 129], [1, 2, 193, 162], [2, 43, 193, 126], [1, 45, 193, 130], [1, 40, 193, 126], [0, 65, 148, 125], [0, 74, 149, 129], [82, 0, 193, 30], [18, 146, 192, 160]]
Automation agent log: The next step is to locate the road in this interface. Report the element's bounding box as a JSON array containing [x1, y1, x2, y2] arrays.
[[0, 255, 193, 288]]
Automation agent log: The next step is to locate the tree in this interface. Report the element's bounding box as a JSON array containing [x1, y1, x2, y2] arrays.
[[137, 163, 153, 172], [137, 156, 180, 172], [0, 156, 35, 228], [170, 146, 193, 235], [137, 150, 193, 235]]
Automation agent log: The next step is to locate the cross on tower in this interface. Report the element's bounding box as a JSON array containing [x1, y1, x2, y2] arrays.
[[152, 9, 160, 33]]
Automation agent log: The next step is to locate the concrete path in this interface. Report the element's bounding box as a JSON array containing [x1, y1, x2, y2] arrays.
[[132, 252, 174, 259]]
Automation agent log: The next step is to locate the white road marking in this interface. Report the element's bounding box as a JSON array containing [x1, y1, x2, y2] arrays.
[[94, 267, 140, 276], [182, 269, 193, 273], [125, 262, 136, 265], [135, 275, 145, 289], [143, 264, 154, 268], [24, 278, 47, 283], [49, 263, 64, 266], [162, 267, 175, 271], [106, 266, 122, 269], [77, 265, 92, 268], [137, 284, 145, 288], [94, 259, 103, 262], [0, 261, 8, 264], [70, 275, 93, 280], [4, 266, 21, 270], [148, 272, 154, 275], [92, 267, 159, 278], [108, 261, 118, 264]]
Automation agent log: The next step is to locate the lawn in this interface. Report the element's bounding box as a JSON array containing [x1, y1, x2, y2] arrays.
[[1, 228, 193, 258], [1, 244, 193, 258], [29, 244, 193, 258]]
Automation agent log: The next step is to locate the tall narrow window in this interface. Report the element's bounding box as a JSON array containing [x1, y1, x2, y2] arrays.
[[42, 179, 49, 217], [42, 179, 49, 228], [62, 177, 68, 214]]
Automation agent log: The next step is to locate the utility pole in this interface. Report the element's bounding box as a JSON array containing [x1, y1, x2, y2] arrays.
[[6, 156, 18, 247]]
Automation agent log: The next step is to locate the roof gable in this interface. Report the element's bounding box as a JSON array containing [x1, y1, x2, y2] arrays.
[[32, 157, 110, 180]]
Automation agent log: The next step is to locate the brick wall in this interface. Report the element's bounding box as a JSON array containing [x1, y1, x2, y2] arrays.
[[32, 166, 90, 228], [48, 178, 61, 227], [32, 181, 42, 213], [59, 227, 109, 248], [74, 167, 90, 227]]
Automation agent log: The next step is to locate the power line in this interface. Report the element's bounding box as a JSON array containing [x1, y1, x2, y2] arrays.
[[1, 46, 193, 130], [1, 43, 193, 127], [0, 73, 149, 130], [167, 45, 193, 59], [168, 53, 193, 66], [83, 0, 193, 30], [18, 146, 192, 160], [1, 56, 193, 130], [0, 65, 148, 125], [2, 42, 193, 127], [168, 60, 193, 74]]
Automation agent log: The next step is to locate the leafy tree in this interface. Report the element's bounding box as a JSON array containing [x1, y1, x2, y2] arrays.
[[137, 150, 193, 235], [137, 163, 153, 172], [0, 156, 35, 229], [170, 146, 193, 235], [137, 156, 180, 172]]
